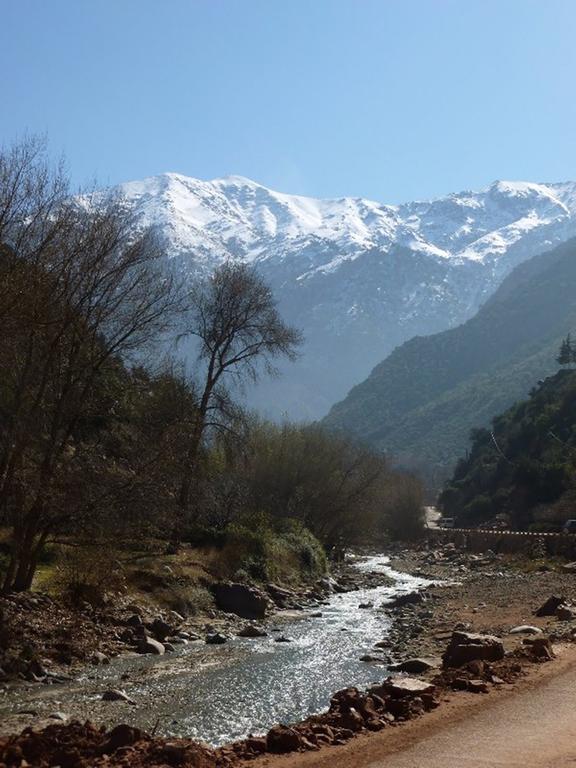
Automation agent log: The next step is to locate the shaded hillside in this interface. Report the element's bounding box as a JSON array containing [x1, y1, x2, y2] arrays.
[[323, 238, 576, 483], [440, 369, 576, 530]]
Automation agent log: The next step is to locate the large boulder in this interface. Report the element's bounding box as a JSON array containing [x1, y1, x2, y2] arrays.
[[443, 631, 504, 668], [213, 582, 271, 619]]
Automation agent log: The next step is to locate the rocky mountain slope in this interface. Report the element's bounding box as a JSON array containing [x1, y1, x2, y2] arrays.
[[114, 173, 576, 419], [323, 237, 576, 485]]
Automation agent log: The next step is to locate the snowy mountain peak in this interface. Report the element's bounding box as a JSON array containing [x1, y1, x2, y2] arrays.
[[109, 173, 576, 419], [115, 173, 576, 275]]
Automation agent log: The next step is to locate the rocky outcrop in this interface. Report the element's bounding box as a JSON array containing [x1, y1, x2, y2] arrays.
[[212, 582, 271, 619]]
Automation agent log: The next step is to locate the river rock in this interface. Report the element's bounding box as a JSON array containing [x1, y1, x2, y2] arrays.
[[274, 635, 291, 643], [388, 658, 436, 674], [101, 724, 145, 752], [90, 651, 110, 665], [266, 724, 303, 753], [102, 688, 135, 704], [556, 605, 576, 621], [213, 582, 271, 619], [534, 595, 565, 617], [244, 737, 267, 754], [467, 679, 489, 694], [509, 625, 543, 635], [137, 637, 165, 655], [385, 591, 425, 609], [525, 635, 555, 660], [267, 583, 297, 608], [237, 623, 268, 638], [150, 618, 174, 641], [443, 631, 504, 668], [359, 602, 373, 609], [379, 676, 436, 698], [206, 632, 228, 645]]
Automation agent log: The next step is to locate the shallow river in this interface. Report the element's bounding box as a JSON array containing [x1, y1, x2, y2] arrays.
[[3, 554, 431, 746]]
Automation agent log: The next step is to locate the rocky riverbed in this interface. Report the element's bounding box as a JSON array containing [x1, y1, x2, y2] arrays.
[[0, 554, 429, 743], [3, 543, 576, 766]]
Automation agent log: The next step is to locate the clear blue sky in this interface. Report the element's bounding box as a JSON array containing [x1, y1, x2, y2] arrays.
[[2, 0, 576, 203]]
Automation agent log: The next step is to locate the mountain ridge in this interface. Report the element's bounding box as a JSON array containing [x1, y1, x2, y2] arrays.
[[106, 173, 576, 419]]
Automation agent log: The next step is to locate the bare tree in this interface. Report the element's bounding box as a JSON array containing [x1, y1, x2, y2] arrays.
[[177, 262, 303, 514], [0, 138, 180, 592]]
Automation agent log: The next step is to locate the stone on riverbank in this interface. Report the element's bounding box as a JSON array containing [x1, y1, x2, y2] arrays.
[[534, 595, 565, 617], [509, 625, 543, 635], [237, 624, 268, 638], [101, 689, 135, 705], [385, 590, 425, 610], [212, 582, 271, 619], [149, 618, 174, 642], [443, 631, 504, 668], [556, 604, 576, 621], [388, 658, 436, 674], [379, 676, 436, 698], [205, 632, 228, 645], [266, 724, 303, 753], [136, 637, 165, 655]]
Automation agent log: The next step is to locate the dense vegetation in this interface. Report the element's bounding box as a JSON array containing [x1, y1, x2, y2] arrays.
[[439, 367, 576, 531], [0, 138, 424, 596], [323, 237, 576, 488]]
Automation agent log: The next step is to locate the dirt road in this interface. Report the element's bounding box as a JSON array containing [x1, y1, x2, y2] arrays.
[[262, 646, 576, 768]]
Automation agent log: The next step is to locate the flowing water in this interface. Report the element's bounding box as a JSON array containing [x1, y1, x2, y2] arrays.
[[2, 554, 431, 746]]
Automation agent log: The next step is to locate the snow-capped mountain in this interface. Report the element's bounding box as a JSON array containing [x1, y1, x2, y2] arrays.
[[114, 173, 576, 419]]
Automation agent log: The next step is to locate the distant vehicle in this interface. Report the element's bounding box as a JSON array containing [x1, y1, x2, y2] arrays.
[[439, 517, 455, 529], [563, 519, 576, 534]]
